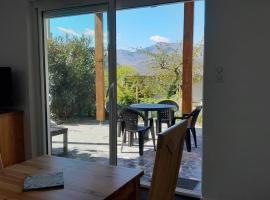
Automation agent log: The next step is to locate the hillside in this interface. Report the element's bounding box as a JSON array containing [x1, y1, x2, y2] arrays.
[[116, 42, 203, 73]]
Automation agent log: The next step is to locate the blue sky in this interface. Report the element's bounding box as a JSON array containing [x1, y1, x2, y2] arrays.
[[49, 1, 204, 50]]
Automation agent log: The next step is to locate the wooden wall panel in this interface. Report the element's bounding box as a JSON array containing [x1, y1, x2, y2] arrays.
[[0, 112, 25, 167]]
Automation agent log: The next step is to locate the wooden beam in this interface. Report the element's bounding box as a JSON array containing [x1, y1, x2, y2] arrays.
[[95, 13, 105, 121], [182, 2, 194, 114]]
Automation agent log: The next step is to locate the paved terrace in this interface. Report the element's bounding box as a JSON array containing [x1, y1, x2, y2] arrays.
[[52, 119, 202, 195]]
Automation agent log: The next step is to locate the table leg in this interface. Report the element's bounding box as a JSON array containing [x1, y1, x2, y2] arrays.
[[144, 111, 149, 140], [108, 176, 141, 199], [128, 177, 141, 200], [63, 132, 68, 154], [134, 177, 140, 200]]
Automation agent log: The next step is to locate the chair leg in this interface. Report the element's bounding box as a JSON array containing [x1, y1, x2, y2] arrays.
[[185, 129, 191, 152], [123, 130, 127, 143], [150, 126, 156, 151], [156, 119, 162, 134], [171, 118, 176, 126], [138, 131, 144, 156], [117, 121, 122, 137], [155, 120, 159, 134], [191, 127, 197, 148], [121, 131, 127, 152], [121, 121, 125, 132], [128, 132, 134, 147]]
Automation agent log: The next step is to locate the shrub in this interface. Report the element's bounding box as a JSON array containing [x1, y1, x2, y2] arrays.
[[48, 36, 96, 120]]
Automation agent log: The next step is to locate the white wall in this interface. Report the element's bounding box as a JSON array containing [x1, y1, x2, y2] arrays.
[[0, 0, 43, 159], [203, 1, 270, 199]]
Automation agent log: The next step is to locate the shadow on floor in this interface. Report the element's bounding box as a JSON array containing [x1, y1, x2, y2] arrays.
[[54, 148, 200, 193], [52, 127, 202, 194], [140, 188, 199, 200]]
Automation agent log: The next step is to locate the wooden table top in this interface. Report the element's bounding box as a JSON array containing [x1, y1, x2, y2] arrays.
[[0, 156, 144, 200]]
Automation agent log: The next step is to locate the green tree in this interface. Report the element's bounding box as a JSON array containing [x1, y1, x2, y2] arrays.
[[48, 36, 96, 120], [116, 65, 163, 105], [117, 65, 138, 105], [141, 42, 203, 99]]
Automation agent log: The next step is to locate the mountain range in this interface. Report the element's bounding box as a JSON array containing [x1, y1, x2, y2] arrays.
[[116, 42, 203, 73]]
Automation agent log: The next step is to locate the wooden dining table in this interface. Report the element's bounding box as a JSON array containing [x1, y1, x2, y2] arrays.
[[0, 156, 144, 200]]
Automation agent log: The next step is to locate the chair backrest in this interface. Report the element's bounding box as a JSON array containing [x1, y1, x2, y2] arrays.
[[120, 108, 144, 132], [0, 153, 3, 169], [148, 120, 188, 200], [158, 100, 179, 120], [105, 101, 125, 118], [190, 106, 202, 128]]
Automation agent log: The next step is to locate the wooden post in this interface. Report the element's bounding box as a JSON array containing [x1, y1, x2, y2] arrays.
[[182, 2, 194, 115], [95, 13, 105, 121]]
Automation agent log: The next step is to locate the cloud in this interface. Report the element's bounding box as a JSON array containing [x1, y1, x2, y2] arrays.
[[84, 28, 95, 36], [57, 27, 79, 36], [150, 35, 170, 43], [84, 29, 108, 38]]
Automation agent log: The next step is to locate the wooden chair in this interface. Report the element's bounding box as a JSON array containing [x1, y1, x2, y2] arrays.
[[148, 120, 188, 200], [120, 108, 156, 155], [0, 153, 3, 169], [156, 100, 179, 133]]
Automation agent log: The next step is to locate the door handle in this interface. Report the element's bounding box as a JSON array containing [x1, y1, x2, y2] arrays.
[[106, 83, 115, 98]]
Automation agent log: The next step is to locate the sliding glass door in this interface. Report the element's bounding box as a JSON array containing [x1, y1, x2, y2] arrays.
[[40, 2, 117, 165], [114, 1, 204, 197]]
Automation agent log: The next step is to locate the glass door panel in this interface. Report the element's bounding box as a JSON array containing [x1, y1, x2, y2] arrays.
[[115, 1, 204, 196], [43, 8, 114, 165]]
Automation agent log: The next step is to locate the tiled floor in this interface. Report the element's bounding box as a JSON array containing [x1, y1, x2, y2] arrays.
[[52, 119, 202, 195]]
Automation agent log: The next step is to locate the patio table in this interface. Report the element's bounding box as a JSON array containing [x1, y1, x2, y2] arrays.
[[129, 103, 177, 137]]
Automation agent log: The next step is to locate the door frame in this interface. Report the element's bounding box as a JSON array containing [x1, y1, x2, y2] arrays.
[[33, 0, 118, 165], [31, 0, 196, 165]]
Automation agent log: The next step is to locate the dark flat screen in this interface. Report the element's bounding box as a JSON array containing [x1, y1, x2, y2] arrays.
[[0, 67, 13, 107]]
